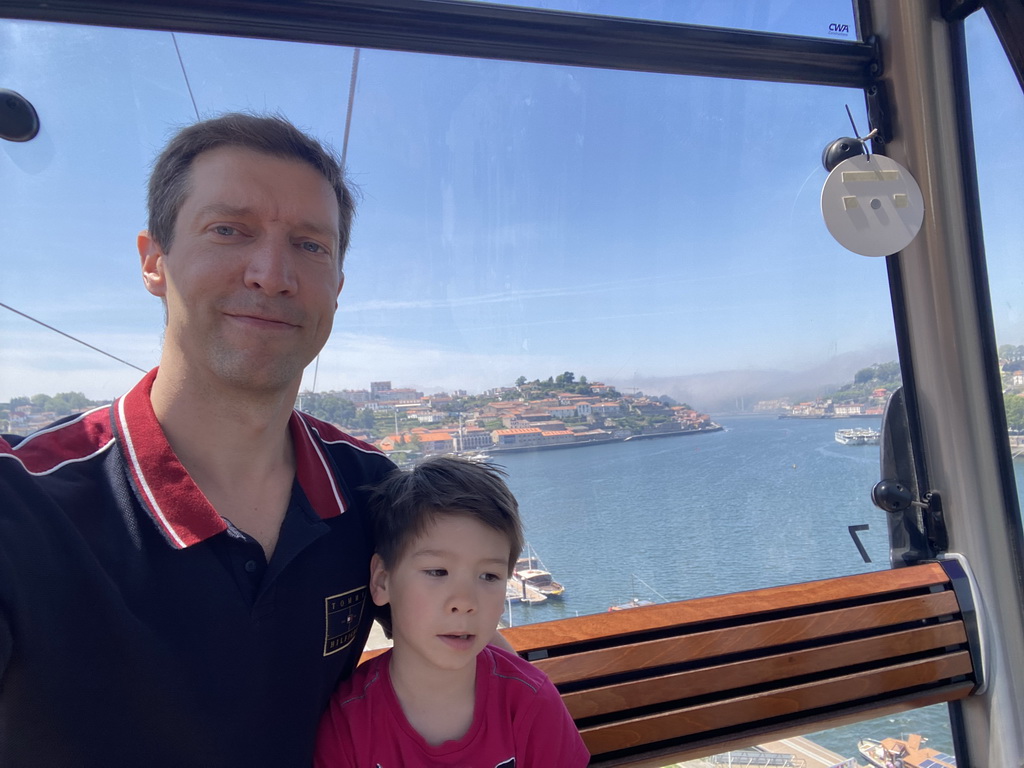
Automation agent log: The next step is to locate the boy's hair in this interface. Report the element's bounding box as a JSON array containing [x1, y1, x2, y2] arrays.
[[368, 456, 524, 575]]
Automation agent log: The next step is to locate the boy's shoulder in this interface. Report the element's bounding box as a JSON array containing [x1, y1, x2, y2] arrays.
[[331, 650, 392, 710], [480, 644, 553, 696]]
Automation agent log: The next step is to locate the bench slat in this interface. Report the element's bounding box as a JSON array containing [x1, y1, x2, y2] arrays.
[[563, 620, 968, 718], [535, 590, 960, 684], [591, 683, 976, 768], [503, 563, 951, 652], [580, 652, 974, 755]]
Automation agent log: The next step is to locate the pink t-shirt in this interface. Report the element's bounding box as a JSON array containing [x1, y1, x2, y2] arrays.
[[314, 644, 589, 768]]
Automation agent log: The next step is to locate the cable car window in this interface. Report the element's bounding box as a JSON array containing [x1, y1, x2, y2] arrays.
[[0, 11, 960, 763], [1, 19, 896, 601], [460, 0, 860, 40], [965, 11, 1024, 516]]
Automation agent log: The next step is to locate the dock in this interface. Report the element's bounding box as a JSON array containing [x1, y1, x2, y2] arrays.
[[506, 578, 547, 603], [671, 736, 860, 768]]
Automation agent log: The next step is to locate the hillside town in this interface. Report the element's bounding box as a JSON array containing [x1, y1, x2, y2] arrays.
[[0, 374, 719, 464], [7, 352, 1024, 460], [301, 374, 719, 463]]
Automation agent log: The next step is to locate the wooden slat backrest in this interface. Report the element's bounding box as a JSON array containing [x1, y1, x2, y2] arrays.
[[502, 562, 977, 766]]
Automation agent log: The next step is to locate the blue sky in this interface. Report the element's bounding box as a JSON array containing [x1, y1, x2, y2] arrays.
[[0, 5, 1020, 406]]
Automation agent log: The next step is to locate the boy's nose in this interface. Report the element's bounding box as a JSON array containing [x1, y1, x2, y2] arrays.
[[448, 585, 476, 613]]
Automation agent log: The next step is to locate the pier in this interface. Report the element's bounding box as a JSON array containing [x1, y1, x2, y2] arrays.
[[672, 736, 859, 768]]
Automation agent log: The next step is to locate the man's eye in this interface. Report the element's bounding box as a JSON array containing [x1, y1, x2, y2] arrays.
[[213, 225, 238, 236], [301, 241, 327, 254]]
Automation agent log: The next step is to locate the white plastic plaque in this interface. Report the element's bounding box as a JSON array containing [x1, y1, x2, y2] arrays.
[[821, 154, 924, 257]]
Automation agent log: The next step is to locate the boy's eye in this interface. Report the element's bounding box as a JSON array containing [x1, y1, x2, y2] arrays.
[[481, 573, 502, 583], [424, 569, 447, 578]]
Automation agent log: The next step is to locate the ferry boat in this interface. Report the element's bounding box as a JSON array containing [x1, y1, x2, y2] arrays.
[[835, 427, 881, 445], [858, 735, 957, 768]]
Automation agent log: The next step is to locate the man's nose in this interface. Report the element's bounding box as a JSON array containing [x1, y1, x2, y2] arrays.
[[244, 237, 298, 295]]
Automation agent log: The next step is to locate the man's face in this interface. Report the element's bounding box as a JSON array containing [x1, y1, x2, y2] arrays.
[[139, 146, 344, 394], [370, 514, 510, 679]]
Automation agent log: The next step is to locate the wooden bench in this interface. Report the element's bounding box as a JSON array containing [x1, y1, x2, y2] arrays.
[[502, 561, 980, 767]]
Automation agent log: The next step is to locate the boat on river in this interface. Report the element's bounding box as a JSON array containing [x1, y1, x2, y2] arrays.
[[858, 735, 956, 768], [513, 545, 564, 597], [835, 427, 880, 445], [608, 574, 664, 611]]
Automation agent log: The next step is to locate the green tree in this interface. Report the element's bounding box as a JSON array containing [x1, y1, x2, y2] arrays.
[[1005, 394, 1024, 432], [854, 367, 874, 384], [358, 409, 376, 431], [515, 376, 527, 387]]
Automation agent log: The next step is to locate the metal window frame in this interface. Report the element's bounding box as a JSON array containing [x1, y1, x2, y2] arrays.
[[1, 0, 878, 88]]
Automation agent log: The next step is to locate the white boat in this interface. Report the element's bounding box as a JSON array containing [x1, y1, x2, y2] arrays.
[[608, 574, 665, 611], [835, 427, 880, 445], [513, 544, 565, 597]]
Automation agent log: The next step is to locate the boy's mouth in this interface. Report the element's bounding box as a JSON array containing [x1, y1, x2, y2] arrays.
[[438, 633, 476, 649]]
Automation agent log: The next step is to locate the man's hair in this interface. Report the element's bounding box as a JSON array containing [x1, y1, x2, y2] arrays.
[[368, 456, 525, 575], [147, 112, 356, 264]]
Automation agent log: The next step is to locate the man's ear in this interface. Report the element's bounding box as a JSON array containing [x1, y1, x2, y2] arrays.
[[369, 553, 390, 607], [138, 230, 167, 297]]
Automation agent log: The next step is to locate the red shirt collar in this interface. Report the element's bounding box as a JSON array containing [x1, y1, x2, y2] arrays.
[[115, 368, 346, 549]]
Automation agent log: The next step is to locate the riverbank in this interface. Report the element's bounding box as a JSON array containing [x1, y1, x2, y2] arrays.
[[483, 424, 723, 456]]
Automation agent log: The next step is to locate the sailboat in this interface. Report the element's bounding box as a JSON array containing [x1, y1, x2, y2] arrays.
[[608, 574, 665, 611], [512, 543, 565, 597]]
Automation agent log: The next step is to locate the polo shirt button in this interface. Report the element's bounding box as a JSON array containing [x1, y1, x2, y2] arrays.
[[244, 560, 258, 573]]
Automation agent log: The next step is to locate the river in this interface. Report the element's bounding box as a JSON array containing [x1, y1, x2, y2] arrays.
[[493, 414, 1024, 760]]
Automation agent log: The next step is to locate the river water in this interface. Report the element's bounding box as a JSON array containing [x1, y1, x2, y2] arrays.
[[494, 414, 1024, 761]]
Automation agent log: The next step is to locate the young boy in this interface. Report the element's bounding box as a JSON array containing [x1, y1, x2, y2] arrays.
[[314, 456, 590, 767]]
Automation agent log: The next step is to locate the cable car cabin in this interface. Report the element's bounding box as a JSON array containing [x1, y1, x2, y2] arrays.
[[2, 1, 1023, 766]]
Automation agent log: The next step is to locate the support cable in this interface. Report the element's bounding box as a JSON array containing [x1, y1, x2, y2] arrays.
[[0, 302, 147, 373]]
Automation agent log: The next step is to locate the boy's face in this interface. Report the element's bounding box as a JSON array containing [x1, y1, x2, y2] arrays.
[[370, 514, 510, 676]]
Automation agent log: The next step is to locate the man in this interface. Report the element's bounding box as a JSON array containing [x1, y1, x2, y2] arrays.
[[0, 114, 394, 766]]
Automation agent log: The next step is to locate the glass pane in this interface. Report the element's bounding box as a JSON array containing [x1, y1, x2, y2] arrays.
[[1, 18, 895, 595], [965, 12, 1024, 518], [461, 0, 860, 40], [686, 706, 955, 767], [1, 13, 949, 759]]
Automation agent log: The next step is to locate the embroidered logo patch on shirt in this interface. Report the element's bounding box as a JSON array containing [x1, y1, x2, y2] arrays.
[[323, 586, 368, 656]]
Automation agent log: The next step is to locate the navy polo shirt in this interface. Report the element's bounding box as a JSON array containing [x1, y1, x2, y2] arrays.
[[0, 369, 395, 767]]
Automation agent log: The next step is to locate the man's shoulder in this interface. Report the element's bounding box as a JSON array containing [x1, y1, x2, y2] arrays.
[[296, 413, 388, 457], [1, 406, 115, 476]]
